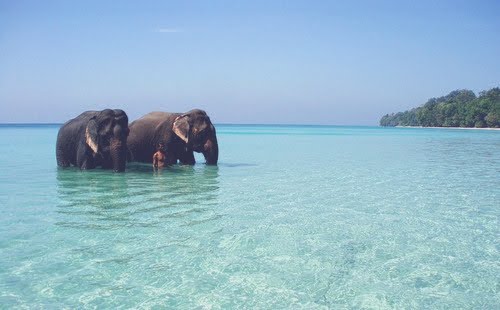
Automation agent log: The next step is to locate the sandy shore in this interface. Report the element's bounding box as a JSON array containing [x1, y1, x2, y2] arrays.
[[395, 126, 500, 131]]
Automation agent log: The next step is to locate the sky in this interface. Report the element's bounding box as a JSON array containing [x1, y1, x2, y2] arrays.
[[1, 0, 499, 125]]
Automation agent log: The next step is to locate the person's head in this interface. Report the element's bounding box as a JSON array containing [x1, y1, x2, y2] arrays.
[[157, 142, 165, 151]]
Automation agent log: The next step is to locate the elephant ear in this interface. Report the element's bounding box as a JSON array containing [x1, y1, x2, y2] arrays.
[[85, 117, 99, 153], [172, 115, 190, 143]]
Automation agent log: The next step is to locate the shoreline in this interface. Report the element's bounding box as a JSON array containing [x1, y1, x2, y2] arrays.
[[395, 126, 500, 131]]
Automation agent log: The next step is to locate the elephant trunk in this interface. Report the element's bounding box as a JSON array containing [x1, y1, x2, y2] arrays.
[[110, 139, 127, 172], [202, 136, 218, 165]]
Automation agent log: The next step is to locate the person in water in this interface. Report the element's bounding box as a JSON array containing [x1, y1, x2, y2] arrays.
[[153, 142, 168, 169]]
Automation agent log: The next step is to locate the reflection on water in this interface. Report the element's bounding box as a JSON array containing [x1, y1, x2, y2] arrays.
[[56, 164, 220, 230], [45, 166, 224, 308]]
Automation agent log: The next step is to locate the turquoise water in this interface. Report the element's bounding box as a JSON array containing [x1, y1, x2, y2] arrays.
[[0, 124, 499, 308]]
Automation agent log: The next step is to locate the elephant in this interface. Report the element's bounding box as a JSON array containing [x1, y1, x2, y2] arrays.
[[56, 109, 130, 172], [128, 109, 218, 165]]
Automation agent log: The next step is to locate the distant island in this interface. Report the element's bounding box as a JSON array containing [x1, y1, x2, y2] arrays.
[[380, 88, 500, 128]]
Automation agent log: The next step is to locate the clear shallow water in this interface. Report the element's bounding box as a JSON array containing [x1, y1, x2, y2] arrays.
[[0, 124, 499, 308]]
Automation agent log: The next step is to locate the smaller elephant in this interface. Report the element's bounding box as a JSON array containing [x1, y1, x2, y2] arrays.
[[128, 109, 219, 165], [56, 109, 130, 172]]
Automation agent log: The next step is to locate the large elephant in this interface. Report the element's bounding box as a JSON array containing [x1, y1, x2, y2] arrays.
[[56, 109, 129, 172], [128, 109, 218, 165]]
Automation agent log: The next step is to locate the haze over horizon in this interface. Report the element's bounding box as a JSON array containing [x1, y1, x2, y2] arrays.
[[1, 1, 499, 125]]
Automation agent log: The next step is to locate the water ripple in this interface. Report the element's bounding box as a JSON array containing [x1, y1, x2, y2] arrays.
[[1, 126, 499, 308]]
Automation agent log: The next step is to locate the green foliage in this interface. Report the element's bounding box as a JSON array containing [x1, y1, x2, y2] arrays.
[[380, 88, 500, 128]]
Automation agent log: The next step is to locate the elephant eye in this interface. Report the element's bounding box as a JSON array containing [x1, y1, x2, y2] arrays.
[[100, 128, 112, 137], [99, 120, 113, 134]]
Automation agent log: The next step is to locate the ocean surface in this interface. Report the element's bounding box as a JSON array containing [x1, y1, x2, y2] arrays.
[[0, 124, 498, 309]]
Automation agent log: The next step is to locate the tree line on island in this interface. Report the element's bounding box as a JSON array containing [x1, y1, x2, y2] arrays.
[[380, 87, 500, 128]]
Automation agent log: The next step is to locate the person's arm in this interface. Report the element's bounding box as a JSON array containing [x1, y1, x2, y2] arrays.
[[153, 152, 158, 168]]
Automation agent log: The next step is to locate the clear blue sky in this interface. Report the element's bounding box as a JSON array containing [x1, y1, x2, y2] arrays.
[[1, 0, 499, 125]]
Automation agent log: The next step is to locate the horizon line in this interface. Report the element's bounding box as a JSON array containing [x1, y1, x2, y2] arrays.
[[0, 122, 376, 127]]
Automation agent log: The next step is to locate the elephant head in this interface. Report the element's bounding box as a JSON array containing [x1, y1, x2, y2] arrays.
[[85, 109, 129, 172], [172, 109, 219, 165]]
